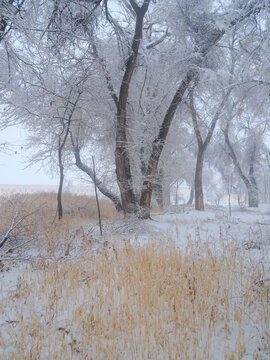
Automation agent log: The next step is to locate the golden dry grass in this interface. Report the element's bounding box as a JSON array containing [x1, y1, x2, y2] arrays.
[[0, 192, 117, 222], [0, 238, 269, 359], [0, 193, 117, 251]]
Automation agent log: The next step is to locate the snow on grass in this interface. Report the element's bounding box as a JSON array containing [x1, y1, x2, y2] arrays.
[[0, 205, 269, 359]]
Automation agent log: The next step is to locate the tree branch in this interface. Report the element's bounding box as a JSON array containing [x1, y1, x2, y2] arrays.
[[129, 0, 140, 14], [0, 209, 39, 249], [146, 28, 170, 50], [224, 122, 250, 189], [70, 132, 123, 211], [189, 85, 203, 148], [91, 42, 118, 108], [203, 88, 232, 149]]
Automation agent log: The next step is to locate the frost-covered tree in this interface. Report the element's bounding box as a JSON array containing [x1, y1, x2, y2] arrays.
[[187, 79, 231, 211], [95, 0, 268, 217], [224, 113, 268, 208], [220, 7, 270, 208], [1, 0, 269, 219]]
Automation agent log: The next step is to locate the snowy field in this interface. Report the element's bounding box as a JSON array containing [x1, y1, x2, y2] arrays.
[[0, 205, 269, 359]]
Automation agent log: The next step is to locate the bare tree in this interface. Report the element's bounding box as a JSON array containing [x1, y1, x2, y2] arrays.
[[1, 0, 268, 220], [188, 82, 231, 210], [114, 0, 150, 215], [224, 123, 259, 207], [57, 90, 82, 220], [120, 0, 265, 218], [138, 0, 267, 217]]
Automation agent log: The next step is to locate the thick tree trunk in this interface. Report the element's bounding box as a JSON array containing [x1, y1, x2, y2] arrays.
[[115, 146, 136, 214], [187, 183, 194, 205], [194, 149, 205, 211], [139, 69, 196, 218], [115, 1, 150, 216]]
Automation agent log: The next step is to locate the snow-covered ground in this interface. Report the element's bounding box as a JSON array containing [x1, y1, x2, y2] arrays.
[[0, 204, 269, 359], [99, 204, 270, 253]]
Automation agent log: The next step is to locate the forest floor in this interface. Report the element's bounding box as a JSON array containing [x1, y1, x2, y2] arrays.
[[0, 199, 270, 359]]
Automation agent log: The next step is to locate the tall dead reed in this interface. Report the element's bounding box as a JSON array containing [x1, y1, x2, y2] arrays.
[[0, 237, 269, 359]]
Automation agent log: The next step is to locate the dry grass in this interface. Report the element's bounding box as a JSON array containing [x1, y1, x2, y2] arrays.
[[0, 238, 269, 359], [0, 192, 117, 222], [0, 193, 118, 253]]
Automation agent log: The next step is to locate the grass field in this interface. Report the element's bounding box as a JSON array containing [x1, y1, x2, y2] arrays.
[[0, 195, 269, 359]]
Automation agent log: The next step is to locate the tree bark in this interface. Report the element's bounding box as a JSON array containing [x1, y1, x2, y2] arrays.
[[115, 0, 150, 216], [194, 148, 205, 210], [247, 185, 258, 207]]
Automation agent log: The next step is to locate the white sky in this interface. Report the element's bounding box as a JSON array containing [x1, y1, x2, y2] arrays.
[[0, 125, 59, 185], [0, 124, 96, 187]]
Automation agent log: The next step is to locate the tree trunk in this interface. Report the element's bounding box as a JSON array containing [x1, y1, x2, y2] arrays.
[[153, 169, 164, 209], [92, 157, 103, 235], [194, 148, 204, 211], [57, 147, 64, 220], [247, 185, 259, 207], [224, 125, 259, 208], [139, 69, 196, 218], [115, 1, 150, 216], [187, 183, 194, 205], [56, 91, 82, 220], [189, 81, 231, 211], [115, 147, 136, 214], [248, 143, 259, 207]]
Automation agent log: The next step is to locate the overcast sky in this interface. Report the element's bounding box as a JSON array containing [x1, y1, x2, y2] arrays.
[[1, 125, 61, 185]]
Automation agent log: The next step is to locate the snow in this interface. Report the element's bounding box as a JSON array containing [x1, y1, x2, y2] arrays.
[[0, 205, 269, 359]]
